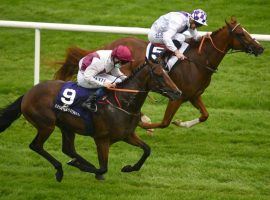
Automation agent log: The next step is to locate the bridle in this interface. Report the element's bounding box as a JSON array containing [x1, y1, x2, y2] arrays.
[[197, 22, 255, 73], [199, 23, 255, 55], [105, 62, 173, 115], [227, 23, 257, 55], [109, 62, 170, 95]]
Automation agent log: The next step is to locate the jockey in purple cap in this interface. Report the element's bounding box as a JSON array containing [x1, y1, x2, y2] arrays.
[[148, 9, 207, 71], [77, 45, 134, 112]]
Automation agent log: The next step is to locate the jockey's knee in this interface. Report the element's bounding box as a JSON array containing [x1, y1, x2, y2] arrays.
[[173, 34, 185, 46], [172, 40, 182, 49], [174, 34, 185, 42]]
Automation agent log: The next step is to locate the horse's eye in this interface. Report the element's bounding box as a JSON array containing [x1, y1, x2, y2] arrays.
[[237, 33, 245, 37]]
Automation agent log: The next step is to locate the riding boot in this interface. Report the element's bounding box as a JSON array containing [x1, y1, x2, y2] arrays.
[[82, 93, 97, 112]]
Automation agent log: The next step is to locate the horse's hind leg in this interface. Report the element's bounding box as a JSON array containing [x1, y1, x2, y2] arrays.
[[121, 133, 150, 173], [60, 128, 97, 173], [29, 128, 63, 182]]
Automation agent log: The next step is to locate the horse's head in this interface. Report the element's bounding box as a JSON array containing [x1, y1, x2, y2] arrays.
[[226, 17, 264, 56], [146, 60, 181, 101]]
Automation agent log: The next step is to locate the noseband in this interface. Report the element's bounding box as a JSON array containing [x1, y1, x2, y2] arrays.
[[227, 23, 256, 54]]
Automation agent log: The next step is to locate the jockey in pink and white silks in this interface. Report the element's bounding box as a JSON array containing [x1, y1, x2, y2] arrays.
[[148, 9, 208, 71], [77, 45, 134, 112]]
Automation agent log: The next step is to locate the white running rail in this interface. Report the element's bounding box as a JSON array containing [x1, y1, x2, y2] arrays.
[[1, 20, 269, 84]]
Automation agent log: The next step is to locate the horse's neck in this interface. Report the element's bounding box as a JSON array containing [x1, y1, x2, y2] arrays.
[[204, 28, 231, 68], [110, 66, 149, 113]]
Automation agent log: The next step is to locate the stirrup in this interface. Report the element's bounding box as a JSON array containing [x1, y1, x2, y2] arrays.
[[90, 103, 97, 112], [81, 101, 97, 112]]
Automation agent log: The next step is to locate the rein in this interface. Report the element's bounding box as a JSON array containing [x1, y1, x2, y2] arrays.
[[108, 100, 141, 116], [196, 23, 245, 73], [101, 62, 158, 116], [100, 96, 141, 116], [106, 87, 147, 93], [198, 35, 226, 55], [198, 23, 242, 55]]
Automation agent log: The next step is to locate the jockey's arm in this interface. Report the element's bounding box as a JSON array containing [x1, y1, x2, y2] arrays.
[[83, 59, 106, 87], [163, 29, 179, 52], [163, 17, 185, 52], [111, 68, 127, 81], [189, 28, 200, 41]]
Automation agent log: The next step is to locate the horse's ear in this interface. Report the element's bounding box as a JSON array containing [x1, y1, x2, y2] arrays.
[[230, 16, 237, 24], [225, 18, 229, 26], [225, 16, 237, 26]]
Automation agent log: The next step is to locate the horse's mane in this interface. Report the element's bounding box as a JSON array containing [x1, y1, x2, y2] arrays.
[[116, 62, 147, 87], [211, 26, 226, 37], [187, 25, 227, 49]]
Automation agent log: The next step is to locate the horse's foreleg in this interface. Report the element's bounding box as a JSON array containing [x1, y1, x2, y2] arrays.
[[29, 128, 63, 182], [140, 99, 184, 129], [138, 113, 154, 136], [121, 133, 150, 172], [172, 95, 209, 128], [94, 137, 110, 180], [60, 128, 97, 173]]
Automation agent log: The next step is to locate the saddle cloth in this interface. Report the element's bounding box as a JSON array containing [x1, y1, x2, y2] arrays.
[[146, 43, 166, 63], [146, 43, 174, 71], [54, 82, 97, 134]]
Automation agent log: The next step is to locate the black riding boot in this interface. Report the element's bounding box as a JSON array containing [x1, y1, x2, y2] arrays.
[[82, 93, 97, 112]]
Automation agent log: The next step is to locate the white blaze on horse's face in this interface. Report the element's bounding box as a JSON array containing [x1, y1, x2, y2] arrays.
[[231, 23, 264, 55], [242, 28, 260, 45]]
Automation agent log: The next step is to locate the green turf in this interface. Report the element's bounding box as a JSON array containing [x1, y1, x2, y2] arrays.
[[0, 1, 270, 200]]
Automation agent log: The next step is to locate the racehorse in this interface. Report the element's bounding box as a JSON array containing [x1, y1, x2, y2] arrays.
[[54, 17, 264, 130], [0, 61, 181, 182]]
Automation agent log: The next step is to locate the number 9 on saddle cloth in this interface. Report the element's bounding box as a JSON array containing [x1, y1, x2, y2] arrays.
[[54, 82, 105, 134]]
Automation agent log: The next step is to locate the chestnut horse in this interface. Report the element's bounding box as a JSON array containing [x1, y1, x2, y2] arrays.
[[0, 61, 181, 182], [54, 17, 264, 130]]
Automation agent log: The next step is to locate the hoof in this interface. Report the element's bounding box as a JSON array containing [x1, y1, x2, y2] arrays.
[[146, 129, 154, 136], [67, 158, 77, 166], [67, 158, 96, 173], [95, 174, 105, 180], [172, 119, 182, 127], [55, 169, 63, 182], [121, 165, 134, 173]]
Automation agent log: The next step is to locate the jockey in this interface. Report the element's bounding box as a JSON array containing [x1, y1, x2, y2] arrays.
[[148, 9, 208, 70], [77, 45, 134, 112]]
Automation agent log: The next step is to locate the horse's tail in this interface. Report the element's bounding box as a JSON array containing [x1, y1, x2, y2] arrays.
[[0, 95, 24, 133], [53, 46, 92, 81]]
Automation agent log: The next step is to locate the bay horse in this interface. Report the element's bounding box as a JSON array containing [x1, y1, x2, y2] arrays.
[[0, 61, 181, 182], [54, 17, 264, 130]]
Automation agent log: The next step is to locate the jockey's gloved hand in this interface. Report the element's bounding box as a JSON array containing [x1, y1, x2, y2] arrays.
[[175, 50, 186, 60], [104, 82, 116, 88]]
